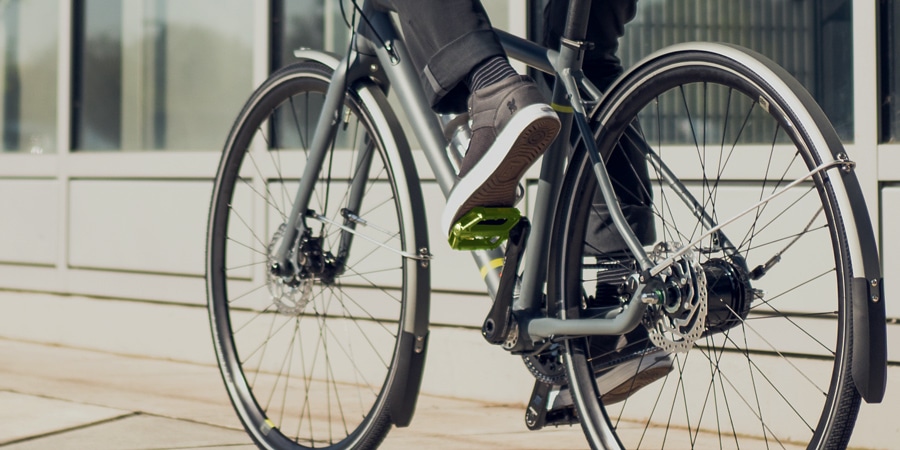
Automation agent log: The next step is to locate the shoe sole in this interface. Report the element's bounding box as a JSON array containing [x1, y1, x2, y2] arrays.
[[442, 104, 560, 234]]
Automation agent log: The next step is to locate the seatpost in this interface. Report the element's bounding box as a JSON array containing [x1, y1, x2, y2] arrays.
[[563, 0, 592, 42]]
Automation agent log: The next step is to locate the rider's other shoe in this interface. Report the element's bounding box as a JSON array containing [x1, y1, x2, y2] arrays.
[[441, 75, 560, 234]]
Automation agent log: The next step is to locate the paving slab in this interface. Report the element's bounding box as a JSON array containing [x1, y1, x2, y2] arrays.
[[0, 338, 592, 449], [0, 391, 131, 445], [3, 414, 255, 450]]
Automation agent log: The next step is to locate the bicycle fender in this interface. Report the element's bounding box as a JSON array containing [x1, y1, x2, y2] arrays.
[[389, 331, 428, 427], [715, 42, 886, 404], [851, 276, 886, 403], [292, 48, 341, 70], [837, 168, 886, 404], [812, 91, 887, 404]]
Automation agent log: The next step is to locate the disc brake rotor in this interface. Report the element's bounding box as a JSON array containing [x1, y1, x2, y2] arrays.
[[267, 224, 314, 316], [644, 242, 708, 353]]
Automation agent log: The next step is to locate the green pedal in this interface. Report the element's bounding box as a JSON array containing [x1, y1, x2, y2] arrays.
[[447, 207, 521, 250]]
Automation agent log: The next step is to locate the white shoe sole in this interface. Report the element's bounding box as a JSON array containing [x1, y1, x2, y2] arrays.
[[442, 103, 560, 234]]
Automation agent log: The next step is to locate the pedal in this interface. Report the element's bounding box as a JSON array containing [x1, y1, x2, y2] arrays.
[[447, 207, 521, 250]]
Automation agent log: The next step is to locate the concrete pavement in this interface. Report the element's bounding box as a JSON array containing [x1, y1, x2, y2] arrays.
[[0, 338, 591, 449]]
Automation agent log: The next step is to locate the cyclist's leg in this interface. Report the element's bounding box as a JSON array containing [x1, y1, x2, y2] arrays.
[[381, 0, 504, 113], [378, 1, 562, 241]]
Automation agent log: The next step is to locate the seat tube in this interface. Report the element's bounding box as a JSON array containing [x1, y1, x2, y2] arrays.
[[515, 0, 592, 314]]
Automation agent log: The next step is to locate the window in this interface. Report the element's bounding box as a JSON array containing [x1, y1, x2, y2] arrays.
[[620, 0, 853, 142], [882, 0, 900, 142], [72, 0, 254, 151], [0, 0, 58, 154], [271, 0, 351, 71], [529, 0, 854, 143]]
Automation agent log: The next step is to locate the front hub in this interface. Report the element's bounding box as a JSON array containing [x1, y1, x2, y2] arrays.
[[266, 226, 342, 316]]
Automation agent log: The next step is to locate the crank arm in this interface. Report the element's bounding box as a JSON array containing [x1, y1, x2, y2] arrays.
[[482, 218, 530, 345]]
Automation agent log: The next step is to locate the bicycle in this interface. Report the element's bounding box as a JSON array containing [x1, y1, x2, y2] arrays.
[[205, 1, 888, 448]]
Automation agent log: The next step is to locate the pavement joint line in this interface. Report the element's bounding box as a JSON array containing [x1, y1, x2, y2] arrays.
[[0, 335, 221, 371], [0, 337, 536, 412], [0, 411, 139, 447], [0, 388, 132, 414], [0, 387, 249, 435]]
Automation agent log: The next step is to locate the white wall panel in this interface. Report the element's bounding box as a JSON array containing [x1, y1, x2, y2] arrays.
[[0, 179, 59, 266], [68, 179, 211, 275], [880, 186, 900, 320]]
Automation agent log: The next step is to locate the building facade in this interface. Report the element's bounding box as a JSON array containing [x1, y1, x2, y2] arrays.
[[1, 1, 898, 447]]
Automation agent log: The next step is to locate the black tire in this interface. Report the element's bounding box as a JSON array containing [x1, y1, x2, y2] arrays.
[[551, 44, 865, 449], [207, 61, 429, 449]]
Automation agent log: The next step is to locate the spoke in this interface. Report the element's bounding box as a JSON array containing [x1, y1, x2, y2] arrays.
[[225, 260, 267, 272], [751, 269, 835, 312], [723, 332, 817, 433], [238, 311, 294, 367], [691, 344, 791, 447], [328, 285, 394, 367], [227, 282, 268, 306], [228, 203, 269, 250], [237, 176, 289, 222]]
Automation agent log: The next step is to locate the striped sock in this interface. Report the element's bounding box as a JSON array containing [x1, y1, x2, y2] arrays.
[[465, 56, 518, 92]]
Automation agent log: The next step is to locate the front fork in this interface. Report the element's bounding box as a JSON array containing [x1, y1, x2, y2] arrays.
[[268, 27, 393, 280]]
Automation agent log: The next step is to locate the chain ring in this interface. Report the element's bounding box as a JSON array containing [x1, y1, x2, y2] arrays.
[[522, 348, 567, 384]]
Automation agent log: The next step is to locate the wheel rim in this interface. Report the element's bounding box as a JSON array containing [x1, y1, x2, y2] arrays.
[[557, 60, 855, 449], [208, 70, 407, 448]]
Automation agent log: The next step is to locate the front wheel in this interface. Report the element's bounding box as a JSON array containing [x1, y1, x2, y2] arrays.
[[207, 61, 429, 449], [551, 44, 873, 449]]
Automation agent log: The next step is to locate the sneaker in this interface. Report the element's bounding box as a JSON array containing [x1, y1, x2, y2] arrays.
[[441, 75, 560, 234], [551, 336, 674, 410]]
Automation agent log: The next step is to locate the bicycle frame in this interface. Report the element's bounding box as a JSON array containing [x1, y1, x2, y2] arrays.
[[271, 0, 878, 347], [268, 0, 650, 344]]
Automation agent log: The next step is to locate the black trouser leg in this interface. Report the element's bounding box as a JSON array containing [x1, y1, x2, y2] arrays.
[[384, 0, 507, 113]]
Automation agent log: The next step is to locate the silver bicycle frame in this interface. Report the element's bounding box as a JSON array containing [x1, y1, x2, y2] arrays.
[[275, 2, 656, 342], [257, 0, 889, 408]]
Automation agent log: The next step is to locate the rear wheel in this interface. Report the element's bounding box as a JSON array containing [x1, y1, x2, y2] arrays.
[[207, 61, 428, 449], [552, 45, 864, 449]]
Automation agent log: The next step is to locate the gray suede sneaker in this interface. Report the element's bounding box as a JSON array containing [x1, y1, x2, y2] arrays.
[[441, 75, 560, 234]]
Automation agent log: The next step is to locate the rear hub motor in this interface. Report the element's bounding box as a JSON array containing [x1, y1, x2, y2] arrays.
[[701, 258, 753, 335]]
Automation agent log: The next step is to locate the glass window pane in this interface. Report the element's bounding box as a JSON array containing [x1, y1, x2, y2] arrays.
[[883, 1, 900, 142], [73, 0, 254, 151], [272, 0, 350, 71], [618, 0, 854, 142], [1, 0, 58, 154]]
